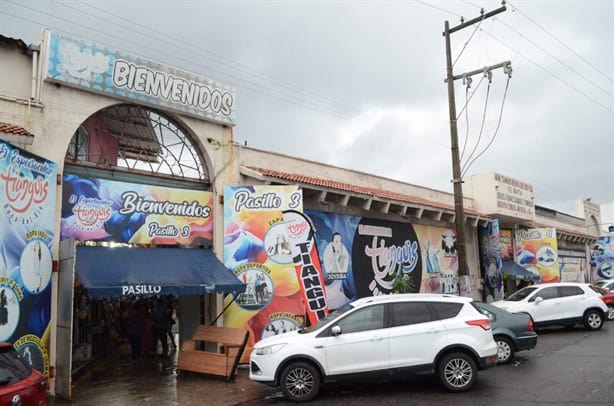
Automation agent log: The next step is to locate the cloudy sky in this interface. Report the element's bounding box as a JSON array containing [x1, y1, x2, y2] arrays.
[[2, 0, 613, 221]]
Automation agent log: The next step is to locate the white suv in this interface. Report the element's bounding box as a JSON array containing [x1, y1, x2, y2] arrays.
[[250, 294, 498, 402], [491, 282, 608, 330]]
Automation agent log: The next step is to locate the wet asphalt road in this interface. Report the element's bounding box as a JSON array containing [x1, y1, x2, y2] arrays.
[[52, 323, 614, 405]]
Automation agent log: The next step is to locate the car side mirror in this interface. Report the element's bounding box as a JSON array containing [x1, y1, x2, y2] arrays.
[[331, 325, 342, 336], [534, 296, 543, 304]]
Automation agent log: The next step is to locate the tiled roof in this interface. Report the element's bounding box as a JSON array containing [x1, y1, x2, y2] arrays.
[[0, 35, 28, 52], [0, 123, 34, 138], [242, 166, 483, 216]]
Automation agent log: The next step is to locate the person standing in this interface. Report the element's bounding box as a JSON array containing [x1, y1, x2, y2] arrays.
[[152, 298, 169, 356], [166, 297, 176, 349], [124, 301, 145, 360]]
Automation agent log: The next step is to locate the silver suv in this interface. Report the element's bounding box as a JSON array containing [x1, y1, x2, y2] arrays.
[[250, 294, 498, 402], [491, 282, 608, 330]]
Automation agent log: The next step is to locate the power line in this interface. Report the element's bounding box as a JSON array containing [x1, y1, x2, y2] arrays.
[[480, 28, 614, 114], [48, 0, 363, 116], [508, 0, 613, 84], [416, 0, 614, 113], [493, 16, 613, 99], [0, 1, 359, 119]]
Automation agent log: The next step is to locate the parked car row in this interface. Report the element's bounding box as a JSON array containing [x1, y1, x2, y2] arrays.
[[250, 282, 610, 402]]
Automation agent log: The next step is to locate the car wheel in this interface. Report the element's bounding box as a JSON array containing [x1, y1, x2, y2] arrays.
[[583, 310, 603, 331], [437, 352, 477, 392], [608, 306, 614, 321], [280, 361, 321, 402], [495, 336, 514, 364]]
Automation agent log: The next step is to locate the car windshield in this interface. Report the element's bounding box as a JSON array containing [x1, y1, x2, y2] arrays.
[[589, 285, 607, 296], [505, 286, 538, 301], [300, 303, 354, 334], [0, 346, 31, 385]]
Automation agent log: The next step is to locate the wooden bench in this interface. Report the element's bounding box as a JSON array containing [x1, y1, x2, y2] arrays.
[[176, 325, 249, 382]]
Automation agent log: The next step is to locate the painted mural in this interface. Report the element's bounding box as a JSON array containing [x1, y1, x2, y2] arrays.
[[591, 236, 614, 281], [224, 201, 469, 354], [307, 210, 459, 310], [60, 174, 214, 245], [0, 140, 57, 378], [478, 220, 503, 302], [223, 186, 305, 360], [514, 228, 559, 283]]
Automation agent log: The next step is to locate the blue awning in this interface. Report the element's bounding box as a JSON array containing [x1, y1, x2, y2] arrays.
[[75, 246, 245, 298], [501, 260, 541, 281]]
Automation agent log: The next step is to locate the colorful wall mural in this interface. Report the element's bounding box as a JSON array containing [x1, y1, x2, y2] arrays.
[[591, 236, 614, 281], [307, 211, 459, 310], [514, 228, 559, 283], [223, 200, 462, 356], [60, 174, 214, 245], [0, 140, 57, 378], [478, 220, 503, 302], [223, 186, 305, 360]]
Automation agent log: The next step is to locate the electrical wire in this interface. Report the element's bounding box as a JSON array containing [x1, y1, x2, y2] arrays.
[[462, 75, 511, 179], [452, 18, 484, 67], [508, 0, 613, 84], [48, 0, 363, 116], [0, 1, 359, 120], [412, 0, 463, 18], [461, 78, 491, 175], [493, 16, 613, 99], [480, 28, 614, 114], [460, 80, 472, 162], [456, 74, 485, 119]]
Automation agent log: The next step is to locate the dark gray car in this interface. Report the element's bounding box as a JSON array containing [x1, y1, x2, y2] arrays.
[[472, 301, 538, 364]]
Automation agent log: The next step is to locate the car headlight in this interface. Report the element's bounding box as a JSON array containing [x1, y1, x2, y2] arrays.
[[254, 343, 286, 355]]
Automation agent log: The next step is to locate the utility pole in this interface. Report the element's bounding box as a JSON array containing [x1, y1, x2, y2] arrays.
[[443, 3, 509, 285]]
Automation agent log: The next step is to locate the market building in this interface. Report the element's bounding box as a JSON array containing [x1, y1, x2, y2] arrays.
[[0, 30, 606, 400]]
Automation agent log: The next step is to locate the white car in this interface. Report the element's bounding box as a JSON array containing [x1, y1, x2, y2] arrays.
[[250, 294, 498, 402], [491, 282, 608, 330]]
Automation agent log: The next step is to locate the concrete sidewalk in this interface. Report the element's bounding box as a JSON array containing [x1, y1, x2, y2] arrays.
[[50, 343, 278, 405]]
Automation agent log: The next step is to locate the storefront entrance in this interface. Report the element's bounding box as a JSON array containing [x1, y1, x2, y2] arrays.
[[55, 242, 244, 399]]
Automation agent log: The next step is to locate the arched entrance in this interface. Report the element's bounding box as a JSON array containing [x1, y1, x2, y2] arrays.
[[55, 104, 242, 399]]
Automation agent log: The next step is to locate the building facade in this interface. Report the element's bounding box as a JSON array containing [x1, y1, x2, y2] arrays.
[[0, 30, 602, 398]]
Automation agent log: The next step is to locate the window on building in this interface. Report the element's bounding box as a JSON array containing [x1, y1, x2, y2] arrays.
[[65, 104, 209, 183]]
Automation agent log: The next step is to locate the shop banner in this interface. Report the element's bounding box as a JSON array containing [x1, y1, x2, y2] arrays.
[[223, 186, 303, 358], [282, 210, 328, 325], [0, 140, 57, 378], [514, 228, 559, 283], [591, 236, 614, 281], [60, 174, 214, 245]]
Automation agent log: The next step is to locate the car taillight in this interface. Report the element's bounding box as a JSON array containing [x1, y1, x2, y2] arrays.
[[528, 319, 534, 332], [465, 319, 492, 331]]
